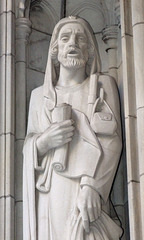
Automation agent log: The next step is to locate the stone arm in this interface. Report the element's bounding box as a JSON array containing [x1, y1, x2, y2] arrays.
[[80, 75, 122, 203], [24, 87, 74, 169]]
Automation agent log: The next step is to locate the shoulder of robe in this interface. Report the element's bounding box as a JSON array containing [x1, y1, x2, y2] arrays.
[[97, 74, 119, 100], [31, 85, 43, 99], [29, 85, 44, 110], [98, 74, 117, 90]]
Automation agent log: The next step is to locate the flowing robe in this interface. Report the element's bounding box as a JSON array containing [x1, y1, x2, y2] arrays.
[[23, 74, 122, 240]]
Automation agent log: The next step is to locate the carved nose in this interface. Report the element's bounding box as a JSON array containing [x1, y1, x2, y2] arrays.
[[69, 35, 77, 47]]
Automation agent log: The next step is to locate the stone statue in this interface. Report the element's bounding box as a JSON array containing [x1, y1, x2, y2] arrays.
[[23, 16, 123, 240]]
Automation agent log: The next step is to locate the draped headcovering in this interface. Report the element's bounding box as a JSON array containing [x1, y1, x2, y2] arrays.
[[43, 16, 101, 110]]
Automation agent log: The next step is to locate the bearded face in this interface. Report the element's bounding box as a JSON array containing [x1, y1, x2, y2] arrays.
[[57, 23, 89, 69]]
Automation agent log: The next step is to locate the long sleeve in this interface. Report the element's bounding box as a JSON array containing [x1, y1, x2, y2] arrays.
[[80, 75, 122, 203]]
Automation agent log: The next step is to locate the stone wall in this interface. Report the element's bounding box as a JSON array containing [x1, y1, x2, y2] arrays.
[[2, 0, 144, 239], [0, 0, 15, 239]]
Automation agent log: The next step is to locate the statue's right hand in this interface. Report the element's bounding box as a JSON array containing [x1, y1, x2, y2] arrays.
[[36, 119, 74, 158]]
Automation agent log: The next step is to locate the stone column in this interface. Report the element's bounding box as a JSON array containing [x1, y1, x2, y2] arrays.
[[15, 17, 31, 240], [102, 25, 118, 81], [120, 0, 142, 239], [131, 0, 144, 238], [0, 0, 15, 239]]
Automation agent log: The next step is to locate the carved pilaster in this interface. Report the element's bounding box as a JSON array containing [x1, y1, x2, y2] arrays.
[[120, 0, 142, 239], [15, 17, 31, 240], [18, 0, 31, 18], [16, 17, 31, 139], [131, 0, 144, 238], [102, 25, 118, 80], [0, 1, 15, 239]]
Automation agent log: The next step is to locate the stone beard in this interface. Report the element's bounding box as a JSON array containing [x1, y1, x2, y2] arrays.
[[58, 50, 88, 69], [23, 16, 123, 240]]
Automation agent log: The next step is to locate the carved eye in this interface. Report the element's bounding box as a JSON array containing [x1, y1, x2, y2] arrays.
[[61, 36, 69, 42], [77, 36, 87, 43]]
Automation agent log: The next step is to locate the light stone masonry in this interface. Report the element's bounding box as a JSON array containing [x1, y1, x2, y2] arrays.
[[131, 0, 144, 238], [0, 1, 15, 239], [121, 0, 144, 239], [0, 0, 144, 239], [15, 16, 31, 239]]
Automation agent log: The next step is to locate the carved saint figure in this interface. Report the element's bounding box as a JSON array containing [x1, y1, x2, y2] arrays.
[[23, 16, 122, 240]]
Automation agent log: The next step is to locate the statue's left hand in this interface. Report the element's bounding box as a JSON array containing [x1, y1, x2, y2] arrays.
[[75, 186, 101, 233]]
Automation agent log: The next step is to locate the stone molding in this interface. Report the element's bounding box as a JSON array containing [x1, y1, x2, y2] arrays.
[[30, 0, 59, 23], [69, 1, 107, 20], [102, 25, 118, 46], [16, 17, 31, 40], [102, 25, 119, 80], [18, 0, 31, 18]]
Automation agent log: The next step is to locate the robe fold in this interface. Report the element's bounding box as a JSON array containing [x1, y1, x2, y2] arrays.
[[23, 74, 122, 240]]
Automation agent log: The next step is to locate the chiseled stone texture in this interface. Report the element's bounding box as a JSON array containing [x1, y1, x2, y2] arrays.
[[0, 198, 5, 240], [0, 0, 15, 14], [133, 24, 144, 109], [24, 2, 128, 240], [4, 1, 133, 240], [0, 196, 15, 240], [0, 56, 15, 137], [0, 55, 6, 135], [0, 13, 7, 57], [120, 1, 144, 239], [0, 12, 15, 57], [121, 34, 136, 118], [26, 68, 45, 111], [95, 33, 108, 73], [131, 0, 144, 26], [66, 0, 106, 33], [127, 181, 141, 240], [28, 29, 51, 73], [121, 0, 133, 37], [0, 135, 5, 197], [125, 116, 139, 183], [5, 197, 15, 240], [30, 0, 61, 34], [117, 28, 122, 68], [137, 108, 144, 176], [23, 16, 123, 240], [27, 22, 109, 100], [15, 140, 24, 201], [15, 201, 23, 240], [131, 0, 144, 236]]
